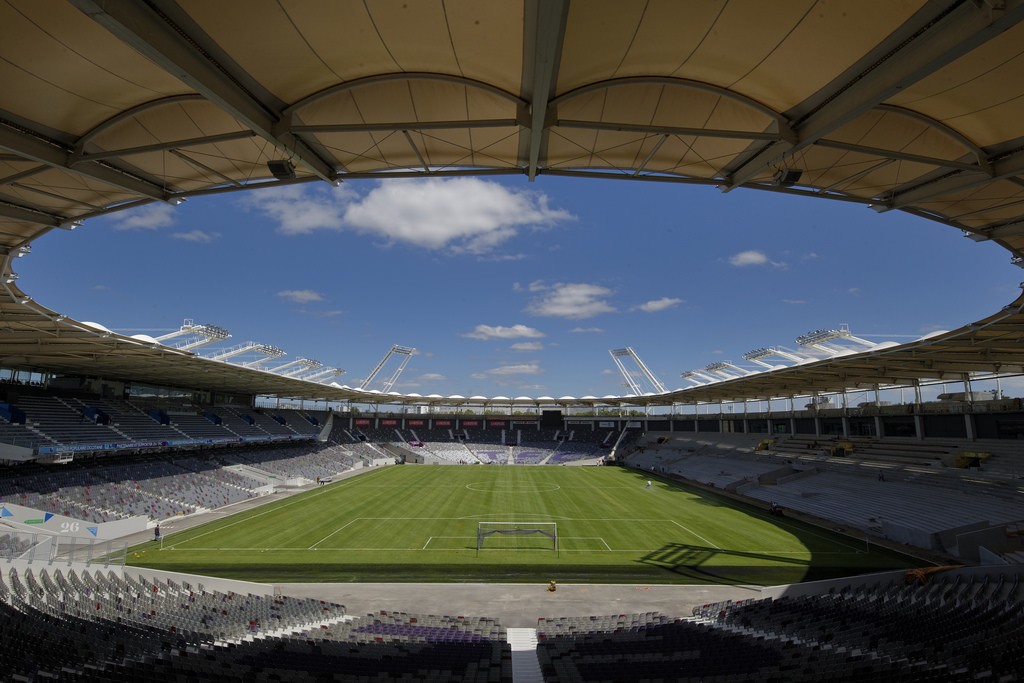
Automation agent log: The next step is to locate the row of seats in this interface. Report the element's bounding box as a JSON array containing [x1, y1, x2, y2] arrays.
[[0, 566, 512, 682], [0, 443, 357, 523], [0, 393, 325, 449], [536, 574, 1024, 682]]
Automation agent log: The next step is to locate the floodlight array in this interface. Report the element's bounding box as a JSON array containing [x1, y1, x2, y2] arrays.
[[704, 362, 735, 373], [208, 341, 287, 363], [796, 328, 844, 346], [681, 369, 718, 383], [305, 367, 346, 382], [742, 348, 773, 361], [253, 343, 285, 358], [287, 359, 323, 377], [155, 319, 232, 351]]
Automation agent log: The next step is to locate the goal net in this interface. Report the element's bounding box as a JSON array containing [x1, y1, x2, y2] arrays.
[[477, 521, 557, 552]]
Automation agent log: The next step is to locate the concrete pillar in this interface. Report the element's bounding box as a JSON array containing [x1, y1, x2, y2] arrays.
[[965, 413, 976, 442]]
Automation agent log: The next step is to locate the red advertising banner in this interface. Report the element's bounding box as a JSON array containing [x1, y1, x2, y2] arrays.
[[407, 419, 425, 426], [487, 420, 506, 428], [381, 419, 398, 426], [435, 420, 452, 427], [462, 420, 480, 427], [354, 419, 371, 426]]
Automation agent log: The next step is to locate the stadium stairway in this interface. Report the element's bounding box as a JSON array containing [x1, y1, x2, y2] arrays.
[[507, 627, 543, 683]]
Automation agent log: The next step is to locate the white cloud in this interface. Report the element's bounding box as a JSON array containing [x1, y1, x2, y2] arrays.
[[511, 341, 544, 351], [302, 309, 343, 318], [277, 289, 324, 304], [464, 324, 545, 340], [242, 179, 572, 251], [240, 184, 353, 235], [471, 363, 542, 379], [848, 287, 862, 295], [635, 297, 682, 313], [526, 283, 615, 319], [110, 203, 176, 231], [489, 363, 541, 376], [513, 280, 547, 292], [728, 249, 786, 268], [570, 326, 604, 334], [93, 284, 110, 291], [171, 230, 218, 242], [728, 250, 768, 266], [342, 178, 572, 253], [481, 252, 526, 262], [420, 373, 446, 381]]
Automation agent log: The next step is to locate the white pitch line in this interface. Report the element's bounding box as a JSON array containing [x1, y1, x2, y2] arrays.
[[422, 536, 433, 550], [173, 546, 861, 555], [743, 509, 867, 553], [168, 467, 392, 547], [667, 519, 721, 549], [600, 537, 612, 551], [309, 518, 362, 549]]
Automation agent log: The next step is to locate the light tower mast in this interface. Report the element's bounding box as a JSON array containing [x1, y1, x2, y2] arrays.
[[360, 345, 416, 392], [609, 347, 667, 396]]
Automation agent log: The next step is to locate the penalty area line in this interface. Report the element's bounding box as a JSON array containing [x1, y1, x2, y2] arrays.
[[667, 519, 721, 549], [309, 518, 362, 549]]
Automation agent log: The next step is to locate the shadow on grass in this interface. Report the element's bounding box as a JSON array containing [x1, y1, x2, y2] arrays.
[[637, 540, 918, 585]]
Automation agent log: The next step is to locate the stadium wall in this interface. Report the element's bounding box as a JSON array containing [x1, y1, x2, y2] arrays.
[[763, 565, 1024, 601], [0, 501, 148, 539], [123, 566, 276, 597], [0, 442, 34, 462], [956, 524, 1019, 562]]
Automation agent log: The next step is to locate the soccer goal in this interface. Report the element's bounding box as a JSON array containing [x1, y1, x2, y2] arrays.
[[477, 522, 557, 552]]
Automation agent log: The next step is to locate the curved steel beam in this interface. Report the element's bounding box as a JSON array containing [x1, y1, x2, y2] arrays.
[[875, 104, 988, 168], [549, 76, 793, 141], [76, 94, 207, 151], [724, 0, 1024, 189], [281, 72, 526, 119], [72, 0, 337, 182], [0, 120, 167, 201]]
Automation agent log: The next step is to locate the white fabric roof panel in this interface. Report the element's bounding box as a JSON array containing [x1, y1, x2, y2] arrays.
[[2, 0, 1024, 405]]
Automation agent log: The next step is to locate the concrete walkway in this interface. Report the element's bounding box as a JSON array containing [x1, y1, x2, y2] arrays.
[[273, 581, 759, 629]]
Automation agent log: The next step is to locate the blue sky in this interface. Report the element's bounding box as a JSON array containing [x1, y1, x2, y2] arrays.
[[18, 175, 1020, 399]]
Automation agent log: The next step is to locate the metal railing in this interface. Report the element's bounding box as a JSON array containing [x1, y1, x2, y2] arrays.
[[0, 529, 127, 567]]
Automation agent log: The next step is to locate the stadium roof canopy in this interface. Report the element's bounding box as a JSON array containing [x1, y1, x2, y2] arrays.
[[3, 0, 1024, 407]]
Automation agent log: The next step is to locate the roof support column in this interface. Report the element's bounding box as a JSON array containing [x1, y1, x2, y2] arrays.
[[520, 0, 570, 180]]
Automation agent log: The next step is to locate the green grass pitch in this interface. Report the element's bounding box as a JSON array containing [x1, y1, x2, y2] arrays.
[[127, 465, 923, 585]]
